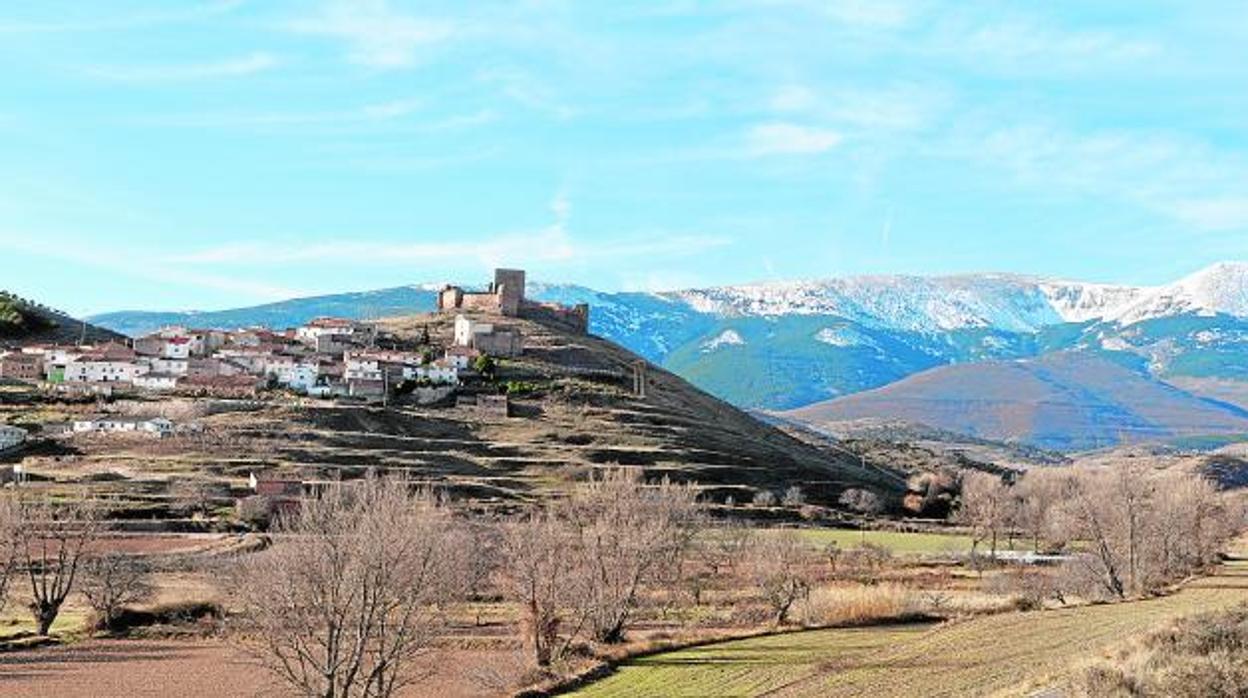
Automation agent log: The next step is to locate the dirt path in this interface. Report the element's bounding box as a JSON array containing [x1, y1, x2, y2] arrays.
[[573, 558, 1248, 698]]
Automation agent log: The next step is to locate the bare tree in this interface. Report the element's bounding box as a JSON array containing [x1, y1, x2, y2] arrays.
[[955, 472, 1011, 559], [234, 478, 462, 698], [696, 520, 755, 577], [564, 468, 701, 644], [0, 495, 15, 617], [501, 468, 702, 667], [502, 509, 582, 669], [1012, 469, 1067, 552], [839, 488, 883, 542], [17, 497, 101, 635], [782, 486, 806, 507], [170, 479, 226, 519], [1043, 464, 1239, 600], [80, 553, 154, 630], [447, 518, 502, 626], [747, 531, 812, 625]]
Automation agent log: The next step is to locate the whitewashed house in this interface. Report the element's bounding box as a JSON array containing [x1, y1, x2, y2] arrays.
[[72, 416, 174, 438], [297, 318, 375, 347], [406, 362, 459, 385], [133, 373, 180, 391], [453, 315, 489, 347], [63, 343, 148, 384], [444, 346, 477, 370], [275, 362, 320, 392], [148, 357, 190, 375]]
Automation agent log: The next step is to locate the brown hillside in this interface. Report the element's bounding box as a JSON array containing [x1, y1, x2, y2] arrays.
[[6, 312, 906, 511]]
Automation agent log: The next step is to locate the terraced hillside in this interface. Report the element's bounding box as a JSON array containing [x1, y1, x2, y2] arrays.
[[7, 312, 906, 510]]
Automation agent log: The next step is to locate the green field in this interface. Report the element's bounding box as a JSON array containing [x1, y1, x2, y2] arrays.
[[572, 559, 1248, 697], [792, 528, 978, 555], [570, 624, 932, 698]]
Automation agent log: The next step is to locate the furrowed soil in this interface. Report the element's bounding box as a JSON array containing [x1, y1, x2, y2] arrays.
[[571, 556, 1248, 698]]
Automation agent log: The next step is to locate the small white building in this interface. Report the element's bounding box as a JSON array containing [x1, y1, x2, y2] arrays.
[[148, 357, 190, 375], [133, 373, 180, 391], [63, 342, 146, 384], [453, 315, 490, 347], [297, 318, 374, 346], [72, 416, 174, 438], [278, 362, 321, 392], [444, 346, 478, 370], [63, 359, 148, 384], [405, 362, 459, 385], [0, 425, 27, 451]]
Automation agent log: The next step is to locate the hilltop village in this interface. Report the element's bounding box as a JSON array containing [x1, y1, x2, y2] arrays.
[[0, 269, 588, 436]]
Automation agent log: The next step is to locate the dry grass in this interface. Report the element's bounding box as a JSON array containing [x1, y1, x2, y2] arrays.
[[799, 584, 920, 626], [1072, 604, 1248, 697]]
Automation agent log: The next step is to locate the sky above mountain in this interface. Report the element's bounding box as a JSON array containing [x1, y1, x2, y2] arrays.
[[3, 0, 1248, 316]]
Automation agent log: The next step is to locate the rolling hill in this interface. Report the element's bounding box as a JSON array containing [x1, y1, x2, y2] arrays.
[[8, 309, 911, 509], [84, 263, 1248, 449], [0, 291, 123, 345], [784, 352, 1248, 451]]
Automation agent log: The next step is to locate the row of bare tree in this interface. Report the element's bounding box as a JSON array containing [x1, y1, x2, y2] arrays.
[[230, 468, 702, 697], [957, 464, 1242, 598], [0, 497, 149, 635]]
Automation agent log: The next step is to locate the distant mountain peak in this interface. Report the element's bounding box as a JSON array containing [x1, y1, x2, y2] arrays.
[[1108, 261, 1248, 326]]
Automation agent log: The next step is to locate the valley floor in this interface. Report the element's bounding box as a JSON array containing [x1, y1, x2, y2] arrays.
[[571, 555, 1248, 698]]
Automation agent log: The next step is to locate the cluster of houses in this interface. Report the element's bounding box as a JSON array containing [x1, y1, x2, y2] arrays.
[[0, 313, 511, 402]]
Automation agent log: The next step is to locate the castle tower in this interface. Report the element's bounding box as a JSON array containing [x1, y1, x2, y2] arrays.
[[494, 268, 526, 316]]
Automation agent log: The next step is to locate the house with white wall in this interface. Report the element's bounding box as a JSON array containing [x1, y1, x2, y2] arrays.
[[63, 343, 147, 384], [72, 416, 174, 437], [133, 373, 180, 391]]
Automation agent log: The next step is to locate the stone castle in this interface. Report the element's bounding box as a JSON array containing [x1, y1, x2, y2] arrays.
[[437, 268, 590, 334]]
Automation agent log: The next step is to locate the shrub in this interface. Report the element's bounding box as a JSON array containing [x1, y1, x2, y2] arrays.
[[1072, 605, 1248, 697], [752, 490, 777, 507]]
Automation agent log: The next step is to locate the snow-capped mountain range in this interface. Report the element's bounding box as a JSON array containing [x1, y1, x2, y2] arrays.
[[662, 262, 1248, 333], [90, 262, 1248, 421]]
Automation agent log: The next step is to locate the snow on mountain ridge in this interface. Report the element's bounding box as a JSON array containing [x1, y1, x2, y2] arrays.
[[668, 275, 1080, 333], [1108, 262, 1248, 325], [662, 264, 1248, 333]]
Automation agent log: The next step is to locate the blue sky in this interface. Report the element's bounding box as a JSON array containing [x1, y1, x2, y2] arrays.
[[2, 0, 1248, 315]]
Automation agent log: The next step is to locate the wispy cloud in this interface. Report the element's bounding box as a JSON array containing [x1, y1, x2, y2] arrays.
[[768, 83, 948, 132], [960, 123, 1248, 232], [1167, 198, 1248, 232], [746, 122, 842, 155], [87, 52, 279, 82], [0, 231, 303, 302], [0, 0, 245, 34], [131, 97, 425, 129], [286, 0, 455, 69], [163, 231, 729, 268], [926, 15, 1162, 70], [820, 0, 913, 28], [955, 21, 1159, 63], [476, 67, 579, 119], [162, 192, 729, 270]]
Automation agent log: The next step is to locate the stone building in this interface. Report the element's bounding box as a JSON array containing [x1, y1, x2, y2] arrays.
[[453, 315, 523, 357], [438, 268, 527, 316], [437, 267, 590, 334]]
